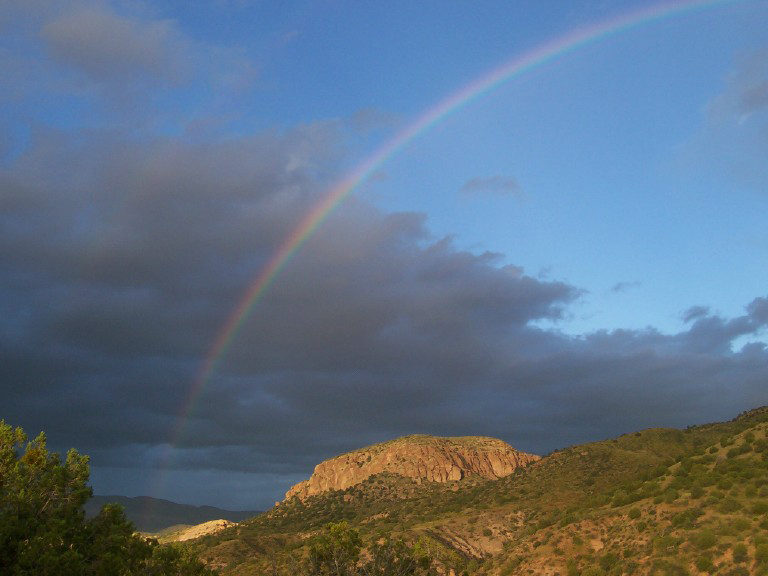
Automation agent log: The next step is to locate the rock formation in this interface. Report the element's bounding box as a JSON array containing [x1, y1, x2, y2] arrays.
[[285, 435, 539, 501]]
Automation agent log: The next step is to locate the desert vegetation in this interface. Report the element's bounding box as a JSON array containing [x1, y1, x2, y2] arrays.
[[0, 420, 215, 575], [192, 407, 768, 575], [4, 408, 768, 575]]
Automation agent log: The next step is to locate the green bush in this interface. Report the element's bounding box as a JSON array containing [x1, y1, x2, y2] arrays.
[[691, 529, 717, 550], [690, 483, 705, 499], [671, 508, 702, 529], [731, 517, 751, 532], [718, 478, 734, 490], [719, 498, 743, 513], [599, 552, 619, 571], [695, 555, 714, 572], [653, 534, 680, 554], [664, 488, 680, 503], [649, 558, 690, 575], [756, 542, 768, 565], [732, 543, 748, 563], [0, 421, 215, 576]]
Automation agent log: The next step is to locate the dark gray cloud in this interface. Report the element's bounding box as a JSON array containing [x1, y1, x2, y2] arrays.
[[1, 2, 767, 511], [682, 305, 710, 323]]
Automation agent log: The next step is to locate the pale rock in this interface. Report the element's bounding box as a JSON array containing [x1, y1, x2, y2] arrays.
[[285, 435, 539, 501]]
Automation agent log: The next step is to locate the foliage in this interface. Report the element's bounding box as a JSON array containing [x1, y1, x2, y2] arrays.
[[196, 406, 768, 575], [300, 522, 436, 576], [0, 420, 215, 575], [307, 521, 363, 576]]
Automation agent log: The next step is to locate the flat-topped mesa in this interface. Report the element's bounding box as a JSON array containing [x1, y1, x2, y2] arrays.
[[284, 434, 539, 501]]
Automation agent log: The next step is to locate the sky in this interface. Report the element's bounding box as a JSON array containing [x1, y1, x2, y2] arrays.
[[1, 0, 767, 511]]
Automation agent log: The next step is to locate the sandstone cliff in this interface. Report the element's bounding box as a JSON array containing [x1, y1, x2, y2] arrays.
[[285, 435, 539, 501]]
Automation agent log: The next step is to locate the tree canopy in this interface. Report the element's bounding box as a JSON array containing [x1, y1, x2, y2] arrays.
[[0, 420, 216, 575], [304, 522, 436, 576]]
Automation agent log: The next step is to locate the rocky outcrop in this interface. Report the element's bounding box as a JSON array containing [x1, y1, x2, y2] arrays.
[[285, 435, 539, 501], [162, 519, 236, 543]]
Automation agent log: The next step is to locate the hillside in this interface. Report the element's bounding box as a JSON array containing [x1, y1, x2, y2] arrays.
[[85, 495, 261, 533], [190, 407, 768, 575], [285, 434, 540, 500]]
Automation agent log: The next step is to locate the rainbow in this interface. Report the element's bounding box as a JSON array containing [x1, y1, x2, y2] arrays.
[[171, 0, 738, 448]]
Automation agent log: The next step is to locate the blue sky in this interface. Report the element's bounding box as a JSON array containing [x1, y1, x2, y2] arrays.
[[1, 0, 767, 510]]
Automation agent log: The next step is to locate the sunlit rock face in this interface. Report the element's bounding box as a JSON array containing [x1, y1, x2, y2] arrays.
[[284, 435, 539, 500]]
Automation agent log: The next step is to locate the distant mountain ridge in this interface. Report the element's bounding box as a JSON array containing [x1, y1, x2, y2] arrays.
[[284, 434, 539, 501], [85, 495, 261, 533]]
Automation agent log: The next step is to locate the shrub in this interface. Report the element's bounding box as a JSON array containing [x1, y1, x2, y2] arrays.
[[719, 498, 743, 513], [650, 559, 690, 575], [695, 555, 714, 572], [718, 478, 734, 490], [756, 542, 768, 565], [653, 534, 680, 554], [663, 488, 680, 503], [731, 517, 751, 532], [690, 483, 705, 499], [0, 421, 214, 576], [732, 543, 748, 563], [691, 529, 717, 550], [599, 553, 619, 571], [671, 508, 702, 529]]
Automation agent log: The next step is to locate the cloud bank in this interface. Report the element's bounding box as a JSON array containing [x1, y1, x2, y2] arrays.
[[1, 0, 767, 509]]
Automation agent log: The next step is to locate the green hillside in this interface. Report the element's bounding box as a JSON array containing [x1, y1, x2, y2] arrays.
[[191, 407, 768, 575]]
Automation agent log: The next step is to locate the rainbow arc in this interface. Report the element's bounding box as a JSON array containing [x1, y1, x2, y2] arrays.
[[169, 0, 738, 454]]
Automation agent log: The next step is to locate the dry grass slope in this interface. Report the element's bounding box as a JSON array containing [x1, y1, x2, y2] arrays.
[[191, 406, 768, 576]]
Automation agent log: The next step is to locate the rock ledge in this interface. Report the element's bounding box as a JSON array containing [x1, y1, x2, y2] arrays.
[[285, 435, 539, 501]]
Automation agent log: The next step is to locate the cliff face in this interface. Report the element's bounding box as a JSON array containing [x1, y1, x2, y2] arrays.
[[285, 435, 539, 501]]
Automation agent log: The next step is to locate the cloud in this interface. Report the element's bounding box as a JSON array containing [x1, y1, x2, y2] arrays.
[[3, 112, 767, 508], [459, 174, 522, 197], [0, 0, 257, 130], [41, 4, 189, 87], [610, 281, 641, 294], [682, 305, 710, 323], [1, 2, 768, 511], [685, 47, 768, 191], [350, 107, 398, 134]]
